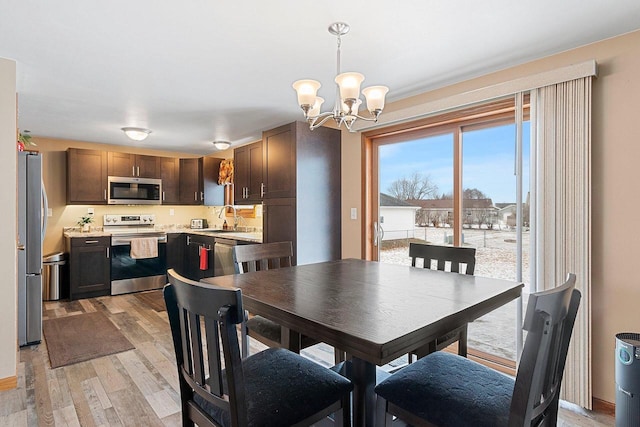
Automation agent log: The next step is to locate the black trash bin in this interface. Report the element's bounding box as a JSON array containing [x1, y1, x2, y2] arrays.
[[43, 252, 67, 301], [615, 332, 640, 427]]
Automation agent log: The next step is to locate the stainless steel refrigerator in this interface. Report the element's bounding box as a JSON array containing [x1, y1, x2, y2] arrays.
[[18, 151, 47, 346]]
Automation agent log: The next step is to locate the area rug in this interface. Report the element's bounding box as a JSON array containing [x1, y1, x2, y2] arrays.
[[134, 289, 166, 312], [43, 311, 134, 368]]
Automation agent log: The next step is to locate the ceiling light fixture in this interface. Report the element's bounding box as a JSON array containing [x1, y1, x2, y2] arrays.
[[121, 127, 151, 141], [293, 22, 389, 133], [213, 140, 231, 150]]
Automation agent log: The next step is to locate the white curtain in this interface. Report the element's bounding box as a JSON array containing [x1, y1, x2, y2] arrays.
[[531, 77, 592, 408]]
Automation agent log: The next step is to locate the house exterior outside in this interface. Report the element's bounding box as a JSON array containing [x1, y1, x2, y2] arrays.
[[379, 193, 420, 241], [409, 198, 500, 229]]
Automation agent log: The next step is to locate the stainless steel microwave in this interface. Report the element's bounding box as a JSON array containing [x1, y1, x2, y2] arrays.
[[108, 176, 162, 205]]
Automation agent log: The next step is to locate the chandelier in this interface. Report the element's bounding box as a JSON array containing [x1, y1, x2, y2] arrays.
[[292, 22, 389, 132]]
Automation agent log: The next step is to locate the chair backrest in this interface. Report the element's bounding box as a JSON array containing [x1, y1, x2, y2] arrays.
[[232, 241, 293, 274], [409, 243, 476, 274], [164, 269, 248, 427], [509, 273, 581, 426]]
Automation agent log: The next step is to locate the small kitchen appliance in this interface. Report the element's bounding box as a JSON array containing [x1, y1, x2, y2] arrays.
[[190, 218, 208, 229]]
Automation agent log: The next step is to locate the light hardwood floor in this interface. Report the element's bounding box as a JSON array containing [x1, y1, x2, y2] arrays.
[[1, 292, 614, 426]]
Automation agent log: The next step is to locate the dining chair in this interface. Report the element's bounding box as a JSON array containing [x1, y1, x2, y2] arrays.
[[233, 241, 346, 363], [409, 242, 477, 358], [164, 269, 353, 427], [374, 273, 581, 427]]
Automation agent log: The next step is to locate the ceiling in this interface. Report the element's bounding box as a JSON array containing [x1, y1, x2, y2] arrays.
[[2, 1, 640, 155]]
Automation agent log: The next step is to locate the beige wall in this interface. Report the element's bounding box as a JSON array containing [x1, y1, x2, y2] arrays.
[[340, 30, 640, 404], [0, 58, 17, 383], [33, 137, 259, 254]]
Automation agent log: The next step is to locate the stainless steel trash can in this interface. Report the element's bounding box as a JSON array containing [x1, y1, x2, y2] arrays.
[[616, 332, 640, 427], [43, 252, 67, 301]]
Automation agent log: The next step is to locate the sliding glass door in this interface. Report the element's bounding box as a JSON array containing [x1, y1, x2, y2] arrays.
[[366, 98, 530, 367]]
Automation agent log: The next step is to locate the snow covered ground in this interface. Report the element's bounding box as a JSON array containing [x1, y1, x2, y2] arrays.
[[379, 226, 530, 361]]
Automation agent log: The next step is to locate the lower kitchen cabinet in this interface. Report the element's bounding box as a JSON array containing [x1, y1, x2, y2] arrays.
[[66, 236, 111, 300], [184, 234, 215, 281], [166, 233, 186, 276]]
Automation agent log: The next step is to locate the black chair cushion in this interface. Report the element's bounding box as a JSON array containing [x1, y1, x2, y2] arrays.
[[247, 315, 318, 348], [194, 348, 353, 427], [375, 352, 514, 427]]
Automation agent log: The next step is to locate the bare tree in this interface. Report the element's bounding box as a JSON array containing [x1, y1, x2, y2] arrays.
[[464, 188, 488, 199], [387, 172, 439, 200]]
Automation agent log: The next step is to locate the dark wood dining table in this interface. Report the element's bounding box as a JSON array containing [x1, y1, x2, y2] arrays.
[[201, 258, 523, 427]]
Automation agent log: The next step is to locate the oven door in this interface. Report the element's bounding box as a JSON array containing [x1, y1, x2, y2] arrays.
[[111, 234, 167, 295]]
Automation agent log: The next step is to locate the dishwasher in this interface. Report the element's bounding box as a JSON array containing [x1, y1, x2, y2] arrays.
[[214, 238, 238, 276]]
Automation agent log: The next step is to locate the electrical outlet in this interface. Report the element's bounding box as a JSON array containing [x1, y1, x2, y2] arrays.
[[350, 207, 357, 220], [87, 207, 94, 215], [169, 209, 175, 216]]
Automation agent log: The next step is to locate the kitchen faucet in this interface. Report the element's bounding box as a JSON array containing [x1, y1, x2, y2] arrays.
[[219, 205, 239, 230]]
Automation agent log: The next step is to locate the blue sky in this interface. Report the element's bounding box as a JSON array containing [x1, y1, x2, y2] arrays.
[[379, 122, 530, 204]]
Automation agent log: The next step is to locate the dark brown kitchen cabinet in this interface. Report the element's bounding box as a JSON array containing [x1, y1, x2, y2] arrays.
[[66, 236, 111, 300], [67, 148, 108, 204], [160, 157, 180, 204], [178, 158, 202, 205], [263, 125, 295, 199], [184, 234, 215, 280], [178, 157, 225, 205], [259, 122, 342, 265], [166, 232, 186, 275], [108, 152, 160, 178], [233, 141, 263, 204]]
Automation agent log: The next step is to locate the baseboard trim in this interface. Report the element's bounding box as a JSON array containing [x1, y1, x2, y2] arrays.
[[0, 375, 17, 391], [593, 398, 615, 416]]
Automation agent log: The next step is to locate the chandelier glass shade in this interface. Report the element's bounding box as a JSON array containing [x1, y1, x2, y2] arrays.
[[293, 22, 389, 132], [121, 127, 151, 141]]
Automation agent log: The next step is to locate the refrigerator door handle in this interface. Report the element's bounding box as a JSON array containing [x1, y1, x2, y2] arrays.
[[42, 180, 49, 241]]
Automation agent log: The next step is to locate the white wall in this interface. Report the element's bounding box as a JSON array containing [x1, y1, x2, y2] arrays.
[[0, 57, 17, 383]]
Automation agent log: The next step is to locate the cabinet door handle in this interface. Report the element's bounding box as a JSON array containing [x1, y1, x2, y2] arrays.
[[261, 183, 265, 198], [137, 166, 140, 177], [106, 247, 110, 258], [194, 192, 197, 201], [104, 189, 107, 200], [200, 191, 204, 201], [132, 166, 135, 176], [85, 240, 99, 244], [162, 191, 165, 201]]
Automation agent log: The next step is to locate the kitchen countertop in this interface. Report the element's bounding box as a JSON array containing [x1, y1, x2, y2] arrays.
[[63, 229, 262, 243]]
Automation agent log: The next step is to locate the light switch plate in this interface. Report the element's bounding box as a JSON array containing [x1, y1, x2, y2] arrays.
[[169, 208, 175, 216], [350, 207, 357, 220]]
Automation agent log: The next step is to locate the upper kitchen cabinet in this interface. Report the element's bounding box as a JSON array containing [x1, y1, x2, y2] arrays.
[[67, 148, 108, 204], [108, 152, 160, 178], [263, 124, 295, 199], [233, 141, 263, 204], [178, 157, 224, 206], [160, 157, 180, 204], [179, 158, 202, 205]]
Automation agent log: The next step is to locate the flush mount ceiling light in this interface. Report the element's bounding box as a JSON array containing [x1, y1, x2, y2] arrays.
[[121, 127, 151, 141], [213, 141, 231, 150], [292, 22, 389, 133]]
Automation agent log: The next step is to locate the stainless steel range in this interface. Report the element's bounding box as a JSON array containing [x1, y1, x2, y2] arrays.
[[103, 214, 167, 295]]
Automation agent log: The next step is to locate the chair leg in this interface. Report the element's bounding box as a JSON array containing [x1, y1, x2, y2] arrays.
[[458, 325, 468, 357], [241, 310, 249, 359], [374, 396, 392, 427]]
